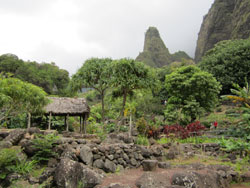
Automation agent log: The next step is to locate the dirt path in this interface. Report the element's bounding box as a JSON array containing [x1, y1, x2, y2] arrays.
[[97, 168, 144, 188], [97, 167, 176, 188], [97, 168, 250, 188]]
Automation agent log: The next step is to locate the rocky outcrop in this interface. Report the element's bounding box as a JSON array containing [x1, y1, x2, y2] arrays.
[[195, 0, 250, 62], [4, 128, 26, 145], [136, 27, 191, 67], [142, 160, 158, 171], [79, 145, 93, 165], [171, 170, 230, 188], [54, 158, 103, 188], [135, 172, 171, 188]]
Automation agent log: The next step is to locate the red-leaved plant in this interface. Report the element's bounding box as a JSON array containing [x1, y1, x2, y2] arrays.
[[163, 121, 205, 139]]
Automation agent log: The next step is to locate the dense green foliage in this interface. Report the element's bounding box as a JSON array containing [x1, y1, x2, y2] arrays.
[[0, 148, 36, 181], [32, 134, 59, 162], [71, 58, 112, 121], [154, 60, 195, 103], [217, 137, 250, 156], [164, 66, 221, 124], [0, 54, 70, 95], [109, 58, 155, 119], [0, 75, 48, 123], [199, 39, 250, 94], [135, 135, 150, 146], [222, 81, 250, 140], [0, 148, 20, 179], [136, 117, 148, 136]]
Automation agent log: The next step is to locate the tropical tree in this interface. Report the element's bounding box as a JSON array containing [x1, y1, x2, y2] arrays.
[[109, 58, 155, 119], [222, 79, 250, 107], [222, 80, 250, 140], [199, 39, 250, 94], [164, 66, 221, 124], [0, 54, 70, 95], [0, 75, 48, 126], [71, 58, 112, 121], [0, 54, 23, 74]]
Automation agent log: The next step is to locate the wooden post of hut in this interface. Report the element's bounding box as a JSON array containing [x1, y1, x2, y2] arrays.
[[80, 116, 82, 133], [48, 112, 52, 130], [27, 113, 31, 128], [83, 114, 87, 134], [66, 114, 69, 131], [64, 116, 67, 129]]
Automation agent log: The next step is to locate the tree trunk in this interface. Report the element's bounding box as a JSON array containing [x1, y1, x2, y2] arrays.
[[129, 114, 132, 138], [116, 91, 127, 132], [120, 91, 127, 119], [48, 112, 52, 130]]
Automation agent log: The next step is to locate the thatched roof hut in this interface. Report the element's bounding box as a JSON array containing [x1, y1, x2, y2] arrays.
[[43, 97, 90, 132], [45, 97, 90, 116]]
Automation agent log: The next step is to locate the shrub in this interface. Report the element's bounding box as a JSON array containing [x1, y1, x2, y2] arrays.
[[136, 135, 150, 146], [165, 66, 221, 124], [119, 125, 128, 132], [136, 117, 148, 136], [186, 121, 205, 136], [10, 160, 37, 175], [0, 148, 20, 179], [163, 121, 205, 139], [0, 148, 37, 180], [87, 117, 101, 134], [156, 137, 170, 144], [32, 134, 59, 162], [163, 124, 189, 139], [217, 137, 250, 157], [147, 126, 162, 139], [105, 123, 116, 133]]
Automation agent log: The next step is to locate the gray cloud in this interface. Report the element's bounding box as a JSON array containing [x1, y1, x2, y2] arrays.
[[0, 0, 214, 74], [0, 0, 53, 14]]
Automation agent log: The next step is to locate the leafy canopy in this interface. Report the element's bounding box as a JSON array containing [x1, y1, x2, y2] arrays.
[[71, 58, 112, 121], [109, 58, 156, 118], [71, 58, 112, 92], [164, 65, 221, 124], [0, 54, 70, 95], [199, 39, 250, 94], [0, 75, 48, 122], [110, 58, 155, 91]]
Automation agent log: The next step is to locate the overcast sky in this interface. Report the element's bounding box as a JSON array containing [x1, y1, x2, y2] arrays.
[[0, 0, 214, 74]]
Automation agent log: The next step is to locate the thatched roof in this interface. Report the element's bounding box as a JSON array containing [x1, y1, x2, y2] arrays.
[[45, 97, 90, 116]]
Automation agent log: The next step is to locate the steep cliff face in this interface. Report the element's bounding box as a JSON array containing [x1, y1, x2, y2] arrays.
[[195, 0, 250, 62], [136, 27, 172, 67], [136, 27, 191, 67]]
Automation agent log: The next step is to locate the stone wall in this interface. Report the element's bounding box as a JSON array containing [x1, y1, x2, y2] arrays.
[[0, 128, 249, 188], [0, 128, 165, 173]]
